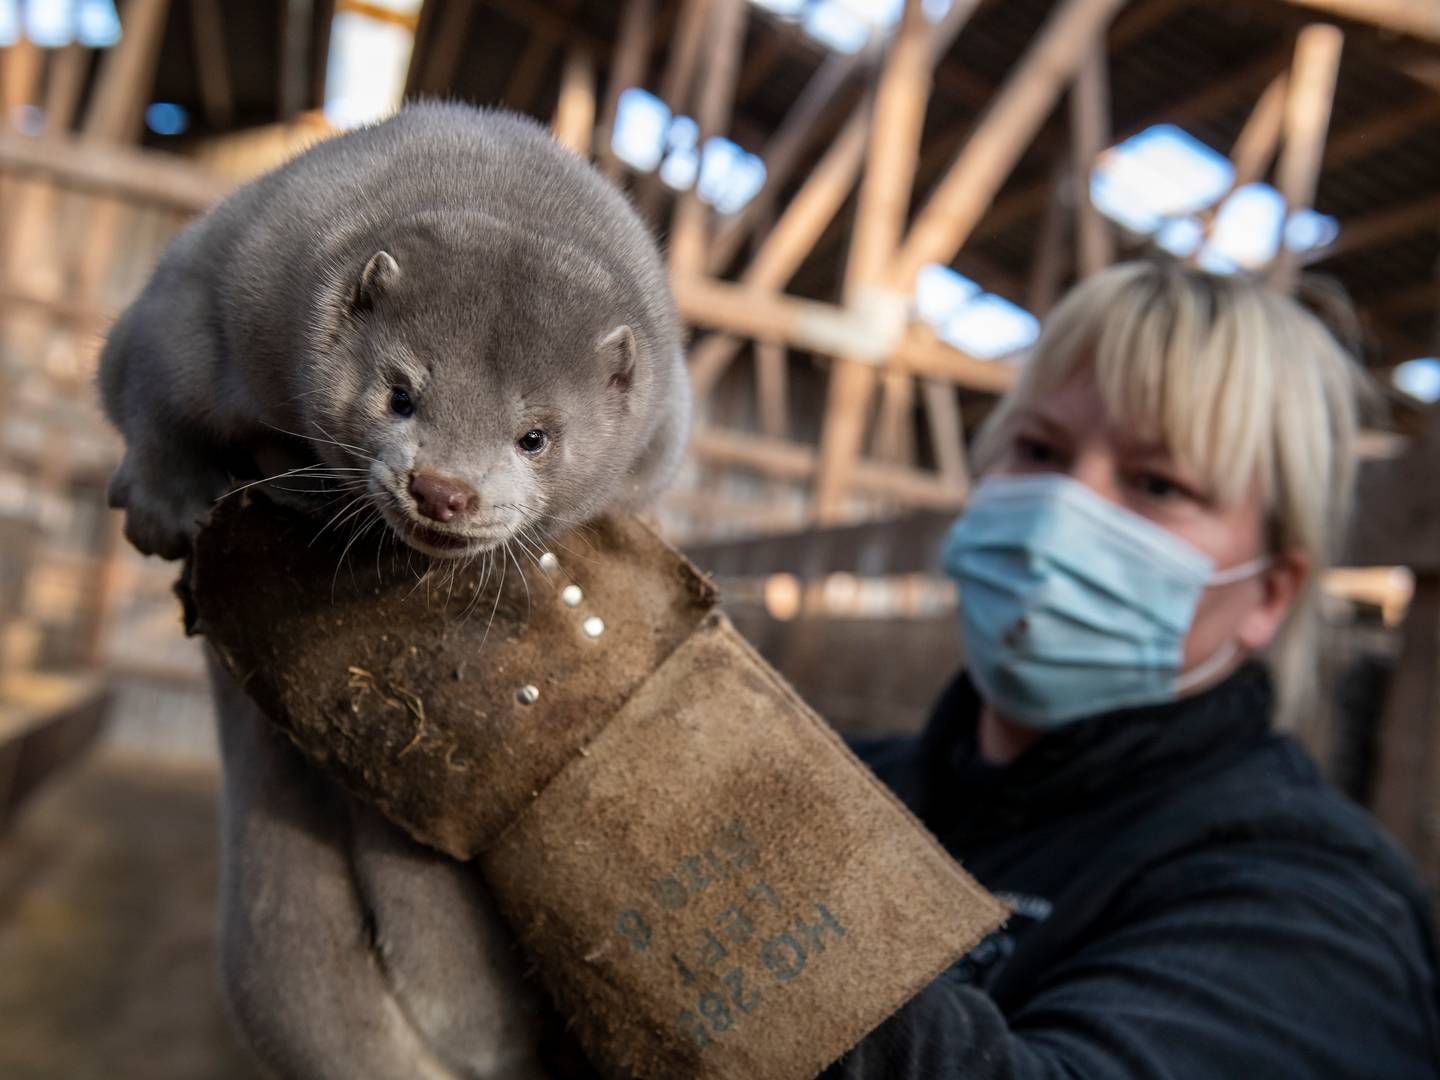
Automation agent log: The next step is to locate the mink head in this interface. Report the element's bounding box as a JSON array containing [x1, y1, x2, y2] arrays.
[[300, 218, 670, 560]]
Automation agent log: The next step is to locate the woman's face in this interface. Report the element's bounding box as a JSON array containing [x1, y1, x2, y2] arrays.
[[990, 367, 1304, 675]]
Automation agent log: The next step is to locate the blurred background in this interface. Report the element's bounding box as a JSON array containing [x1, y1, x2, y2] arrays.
[[1, 0, 1438, 1074]]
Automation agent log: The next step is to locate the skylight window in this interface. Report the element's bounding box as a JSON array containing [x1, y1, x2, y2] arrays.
[[3, 0, 121, 47], [751, 0, 936, 55], [916, 264, 1039, 360], [611, 88, 767, 214], [1394, 357, 1440, 404], [1091, 123, 1340, 274], [323, 5, 421, 128], [1091, 125, 1234, 235]]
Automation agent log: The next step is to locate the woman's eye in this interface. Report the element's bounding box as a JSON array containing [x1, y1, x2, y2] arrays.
[[1015, 435, 1059, 466], [390, 386, 415, 417], [517, 429, 548, 454], [1135, 472, 1185, 499]]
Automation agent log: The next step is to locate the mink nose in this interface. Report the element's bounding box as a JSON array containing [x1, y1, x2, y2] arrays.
[[409, 471, 477, 523]]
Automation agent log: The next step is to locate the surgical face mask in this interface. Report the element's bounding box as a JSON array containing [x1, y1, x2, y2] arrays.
[[941, 473, 1269, 730]]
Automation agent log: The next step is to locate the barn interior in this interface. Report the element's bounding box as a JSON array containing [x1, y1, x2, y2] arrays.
[[1, 1, 1439, 1074]]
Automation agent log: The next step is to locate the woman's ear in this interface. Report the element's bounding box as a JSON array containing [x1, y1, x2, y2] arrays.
[[1238, 548, 1309, 652]]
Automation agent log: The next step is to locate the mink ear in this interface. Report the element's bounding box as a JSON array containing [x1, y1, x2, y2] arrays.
[[598, 325, 637, 393], [351, 250, 400, 313]]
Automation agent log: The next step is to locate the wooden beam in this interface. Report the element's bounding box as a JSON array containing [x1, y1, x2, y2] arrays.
[[978, 45, 1289, 243], [552, 45, 596, 155], [921, 377, 970, 492], [1315, 193, 1440, 264], [636, 0, 716, 223], [191, 0, 235, 130], [816, 0, 934, 521], [673, 276, 1017, 393], [83, 0, 171, 141], [1, 38, 43, 132], [669, 0, 748, 276], [687, 112, 870, 396], [337, 0, 422, 29], [871, 372, 917, 465], [1230, 72, 1289, 192], [689, 429, 966, 511], [1274, 0, 1440, 43], [1069, 42, 1113, 277], [1028, 165, 1070, 316], [755, 339, 790, 439], [595, 0, 656, 180], [1324, 96, 1440, 171], [505, 25, 560, 113], [892, 0, 1129, 290], [0, 133, 228, 212], [705, 50, 868, 275], [279, 0, 314, 123], [1270, 23, 1344, 292], [413, 0, 475, 93], [44, 45, 89, 137]]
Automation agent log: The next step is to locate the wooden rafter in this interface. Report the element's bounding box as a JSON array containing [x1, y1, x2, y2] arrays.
[[410, 0, 475, 94], [552, 46, 596, 155], [1270, 23, 1344, 291], [279, 0, 314, 124], [891, 0, 1130, 291], [1316, 192, 1440, 263], [635, 0, 716, 223], [706, 48, 871, 274], [691, 0, 983, 397], [595, 0, 656, 179], [978, 45, 1289, 244], [1069, 43, 1113, 276], [191, 0, 235, 130], [1027, 165, 1071, 316], [669, 0, 748, 276], [1275, 0, 1440, 43], [814, 0, 933, 521]]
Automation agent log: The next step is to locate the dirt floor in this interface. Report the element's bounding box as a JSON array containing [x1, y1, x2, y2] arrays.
[[0, 748, 262, 1080]]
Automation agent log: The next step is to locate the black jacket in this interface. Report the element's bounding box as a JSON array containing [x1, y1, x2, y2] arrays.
[[826, 663, 1440, 1078]]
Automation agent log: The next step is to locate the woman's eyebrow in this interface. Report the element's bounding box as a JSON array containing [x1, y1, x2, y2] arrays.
[[1016, 409, 1072, 439]]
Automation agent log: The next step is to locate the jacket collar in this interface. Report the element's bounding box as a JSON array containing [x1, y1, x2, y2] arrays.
[[917, 661, 1275, 846]]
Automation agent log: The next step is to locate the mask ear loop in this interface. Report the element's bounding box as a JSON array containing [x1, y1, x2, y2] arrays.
[[1173, 555, 1274, 695], [1208, 554, 1271, 587]]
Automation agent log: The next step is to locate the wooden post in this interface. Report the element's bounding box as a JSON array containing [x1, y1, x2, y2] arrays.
[[814, 0, 933, 522], [636, 0, 716, 225], [1228, 72, 1289, 191], [755, 339, 789, 440], [414, 0, 476, 93], [706, 49, 871, 274], [1269, 23, 1343, 293], [1277, 0, 1440, 43], [871, 372, 917, 466], [891, 0, 1129, 291], [687, 110, 869, 396], [1, 37, 43, 131], [595, 0, 656, 179], [553, 46, 596, 155], [192, 0, 235, 130], [1372, 573, 1440, 894], [921, 376, 969, 493], [1069, 42, 1113, 277], [279, 0, 313, 123], [1027, 164, 1070, 317], [668, 0, 747, 277], [690, 0, 984, 397]]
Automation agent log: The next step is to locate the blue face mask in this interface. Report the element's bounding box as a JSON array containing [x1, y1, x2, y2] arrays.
[[941, 474, 1268, 730]]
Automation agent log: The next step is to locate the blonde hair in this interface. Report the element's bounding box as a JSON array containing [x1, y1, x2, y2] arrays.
[[974, 259, 1365, 725]]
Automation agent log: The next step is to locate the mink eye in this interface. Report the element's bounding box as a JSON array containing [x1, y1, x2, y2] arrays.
[[390, 386, 415, 417], [516, 429, 548, 454]]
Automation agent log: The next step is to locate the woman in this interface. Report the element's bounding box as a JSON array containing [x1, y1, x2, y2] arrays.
[[826, 259, 1440, 1077]]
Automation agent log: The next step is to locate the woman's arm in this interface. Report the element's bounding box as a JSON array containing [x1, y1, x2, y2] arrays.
[[825, 842, 1440, 1079]]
